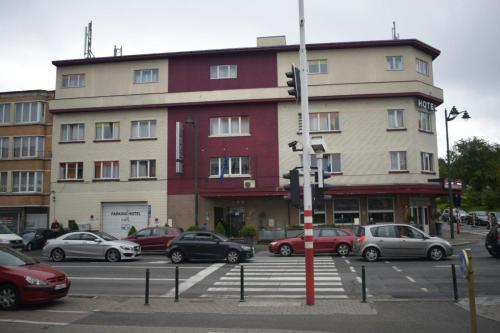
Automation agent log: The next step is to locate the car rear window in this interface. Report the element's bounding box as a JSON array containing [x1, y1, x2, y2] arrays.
[[320, 229, 338, 237], [371, 226, 397, 238]]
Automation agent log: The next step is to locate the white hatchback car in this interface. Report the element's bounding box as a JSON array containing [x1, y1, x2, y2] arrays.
[[0, 224, 23, 249]]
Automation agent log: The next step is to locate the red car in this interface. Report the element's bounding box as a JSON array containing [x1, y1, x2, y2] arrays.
[[268, 228, 355, 256], [0, 245, 70, 309], [124, 227, 181, 252]]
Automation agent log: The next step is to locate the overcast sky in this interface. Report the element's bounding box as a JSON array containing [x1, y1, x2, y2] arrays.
[[1, 0, 499, 157]]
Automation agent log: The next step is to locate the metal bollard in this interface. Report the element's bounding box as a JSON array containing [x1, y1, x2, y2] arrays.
[[240, 265, 245, 302], [361, 265, 367, 303], [145, 268, 150, 305], [451, 264, 458, 302], [174, 266, 179, 302]]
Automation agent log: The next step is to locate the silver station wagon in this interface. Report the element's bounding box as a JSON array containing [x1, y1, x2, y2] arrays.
[[353, 224, 453, 262]]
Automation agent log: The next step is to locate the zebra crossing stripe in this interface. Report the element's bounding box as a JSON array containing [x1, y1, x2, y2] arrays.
[[230, 269, 337, 272], [200, 294, 349, 299], [225, 272, 338, 276], [214, 281, 342, 286], [207, 287, 345, 292], [220, 276, 341, 281]]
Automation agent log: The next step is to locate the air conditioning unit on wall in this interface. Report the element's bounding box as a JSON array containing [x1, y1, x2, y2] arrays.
[[243, 180, 256, 189]]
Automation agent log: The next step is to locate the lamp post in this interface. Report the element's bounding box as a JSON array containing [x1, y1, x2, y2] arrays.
[[186, 116, 199, 227], [445, 106, 470, 239]]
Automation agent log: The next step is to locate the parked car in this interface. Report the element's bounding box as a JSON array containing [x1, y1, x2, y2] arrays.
[[487, 212, 500, 228], [0, 245, 70, 309], [42, 231, 141, 262], [466, 211, 489, 226], [441, 208, 469, 222], [166, 231, 254, 264], [21, 229, 61, 251], [268, 228, 355, 257], [353, 223, 453, 262], [485, 223, 500, 258], [0, 224, 23, 250], [123, 226, 181, 252]]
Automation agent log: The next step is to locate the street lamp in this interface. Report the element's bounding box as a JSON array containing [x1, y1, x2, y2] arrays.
[[185, 116, 199, 227], [445, 106, 470, 239]]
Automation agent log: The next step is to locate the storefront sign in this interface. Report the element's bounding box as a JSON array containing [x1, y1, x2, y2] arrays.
[[416, 98, 436, 111]]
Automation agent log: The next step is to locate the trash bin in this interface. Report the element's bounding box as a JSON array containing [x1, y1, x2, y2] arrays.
[[435, 221, 443, 237]]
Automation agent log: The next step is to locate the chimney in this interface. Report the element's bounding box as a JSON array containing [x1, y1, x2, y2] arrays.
[[257, 36, 286, 47]]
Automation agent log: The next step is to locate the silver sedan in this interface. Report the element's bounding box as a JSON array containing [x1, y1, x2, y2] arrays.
[[42, 231, 141, 262]]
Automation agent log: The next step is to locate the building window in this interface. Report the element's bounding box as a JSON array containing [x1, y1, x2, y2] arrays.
[[390, 151, 407, 171], [368, 197, 394, 223], [209, 116, 249, 136], [333, 198, 360, 224], [416, 58, 429, 76], [388, 109, 404, 129], [308, 59, 328, 74], [421, 152, 434, 172], [131, 120, 156, 139], [94, 161, 119, 179], [210, 156, 249, 177], [210, 65, 237, 79], [96, 122, 120, 140], [300, 112, 339, 132], [62, 74, 85, 88], [386, 56, 403, 70], [133, 69, 159, 84], [308, 153, 341, 173], [59, 162, 83, 180], [0, 137, 8, 159], [15, 102, 44, 124], [13, 136, 44, 158], [0, 172, 7, 192], [418, 111, 432, 132], [61, 123, 85, 142], [0, 104, 10, 124], [12, 171, 43, 193], [299, 209, 326, 225], [130, 160, 156, 178]]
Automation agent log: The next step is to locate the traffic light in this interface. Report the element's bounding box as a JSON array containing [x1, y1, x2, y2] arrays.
[[312, 170, 332, 210], [285, 65, 301, 102], [453, 193, 461, 207], [283, 169, 301, 208]]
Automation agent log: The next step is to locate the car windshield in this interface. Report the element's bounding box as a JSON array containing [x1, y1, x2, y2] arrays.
[[0, 246, 38, 266], [0, 224, 13, 234], [94, 232, 117, 241], [475, 211, 487, 216], [214, 233, 229, 242]]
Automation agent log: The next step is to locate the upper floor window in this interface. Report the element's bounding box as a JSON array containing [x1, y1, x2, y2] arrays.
[[131, 120, 156, 139], [15, 102, 44, 124], [61, 123, 85, 142], [308, 59, 328, 74], [210, 156, 250, 177], [418, 111, 432, 132], [13, 136, 44, 158], [62, 74, 85, 88], [307, 112, 340, 132], [94, 161, 119, 180], [12, 171, 43, 193], [0, 137, 8, 159], [96, 122, 120, 141], [390, 151, 407, 171], [421, 152, 434, 172], [130, 160, 156, 178], [0, 104, 10, 124], [416, 58, 429, 76], [209, 116, 249, 136], [386, 56, 403, 71], [388, 109, 405, 129], [210, 65, 237, 79], [0, 172, 7, 192], [309, 153, 341, 173], [59, 162, 83, 180], [133, 69, 159, 84]]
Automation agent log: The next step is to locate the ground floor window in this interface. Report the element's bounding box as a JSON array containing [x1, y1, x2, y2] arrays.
[[333, 198, 360, 224], [299, 209, 326, 225], [367, 197, 394, 223]]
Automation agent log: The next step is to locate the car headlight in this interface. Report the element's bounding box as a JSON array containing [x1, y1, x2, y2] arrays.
[[241, 245, 252, 251], [0, 239, 9, 244], [25, 275, 47, 286], [120, 245, 133, 250], [269, 242, 277, 246]]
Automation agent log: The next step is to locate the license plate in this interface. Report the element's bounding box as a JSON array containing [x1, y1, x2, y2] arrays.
[[54, 283, 67, 290]]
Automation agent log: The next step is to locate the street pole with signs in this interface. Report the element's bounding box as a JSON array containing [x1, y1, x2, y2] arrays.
[[459, 249, 478, 333]]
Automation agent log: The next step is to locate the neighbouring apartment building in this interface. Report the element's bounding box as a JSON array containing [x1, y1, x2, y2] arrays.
[[49, 37, 446, 238], [0, 90, 54, 233]]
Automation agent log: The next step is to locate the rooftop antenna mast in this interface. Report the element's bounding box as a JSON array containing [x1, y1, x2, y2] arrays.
[[392, 21, 400, 40], [114, 45, 123, 56], [84, 21, 95, 58]]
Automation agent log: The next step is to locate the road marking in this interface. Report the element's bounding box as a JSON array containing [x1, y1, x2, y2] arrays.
[[384, 261, 390, 263], [349, 266, 356, 273], [52, 265, 205, 269], [356, 277, 362, 283], [434, 265, 452, 268], [161, 263, 224, 297], [392, 266, 402, 272], [221, 276, 341, 281], [225, 272, 339, 276], [200, 294, 348, 299], [37, 310, 88, 314], [0, 319, 67, 326], [344, 259, 351, 264], [214, 281, 342, 286], [68, 277, 184, 281], [406, 276, 416, 283], [230, 268, 337, 272], [208, 287, 345, 292], [421, 288, 429, 292]]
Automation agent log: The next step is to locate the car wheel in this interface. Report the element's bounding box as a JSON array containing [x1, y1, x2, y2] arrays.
[[26, 242, 33, 251], [336, 243, 350, 256], [0, 284, 20, 310], [170, 250, 184, 264], [279, 244, 292, 257], [428, 246, 445, 261], [106, 248, 121, 262], [488, 249, 499, 258], [226, 250, 240, 264], [363, 247, 379, 262], [51, 248, 65, 262]]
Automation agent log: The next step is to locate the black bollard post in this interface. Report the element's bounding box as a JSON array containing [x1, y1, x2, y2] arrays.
[[361, 265, 367, 303], [145, 268, 150, 305], [175, 266, 179, 302], [451, 264, 458, 302], [240, 265, 245, 302]]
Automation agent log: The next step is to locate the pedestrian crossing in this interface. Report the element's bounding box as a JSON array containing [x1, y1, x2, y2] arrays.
[[201, 256, 348, 299]]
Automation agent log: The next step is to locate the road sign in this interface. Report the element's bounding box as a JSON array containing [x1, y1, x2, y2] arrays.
[[459, 250, 470, 278]]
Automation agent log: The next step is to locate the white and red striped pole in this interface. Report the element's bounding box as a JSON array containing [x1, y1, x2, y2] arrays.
[[298, 0, 315, 305]]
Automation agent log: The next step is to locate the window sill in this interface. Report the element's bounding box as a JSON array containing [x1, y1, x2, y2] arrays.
[[209, 174, 251, 179], [93, 139, 121, 143], [388, 170, 410, 174], [386, 128, 407, 132], [92, 178, 120, 182], [297, 130, 341, 134], [10, 157, 45, 160], [133, 81, 159, 85], [128, 177, 157, 181], [208, 134, 251, 138], [57, 179, 84, 183], [418, 129, 434, 134], [421, 171, 436, 175], [129, 138, 157, 141], [330, 172, 343, 176], [6, 192, 44, 195], [59, 140, 85, 144]]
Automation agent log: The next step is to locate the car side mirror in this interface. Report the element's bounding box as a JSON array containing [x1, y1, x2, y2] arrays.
[[95, 239, 102, 243]]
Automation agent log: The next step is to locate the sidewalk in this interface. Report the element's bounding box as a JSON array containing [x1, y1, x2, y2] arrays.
[[438, 222, 484, 246]]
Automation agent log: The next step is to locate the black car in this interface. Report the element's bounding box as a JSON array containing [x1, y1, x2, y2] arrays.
[[485, 224, 500, 258], [166, 231, 254, 264], [21, 229, 60, 251]]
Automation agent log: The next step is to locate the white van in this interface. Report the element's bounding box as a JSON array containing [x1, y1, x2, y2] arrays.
[[0, 224, 23, 249]]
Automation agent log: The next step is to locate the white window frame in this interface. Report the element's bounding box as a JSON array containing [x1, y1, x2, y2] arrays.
[[59, 162, 83, 181], [0, 104, 10, 124], [421, 152, 434, 172], [94, 161, 119, 180], [416, 58, 429, 76], [62, 74, 85, 88], [308, 153, 341, 173], [300, 112, 340, 132], [308, 59, 328, 74], [388, 109, 405, 129], [386, 56, 403, 71], [0, 172, 7, 192], [61, 123, 85, 142], [95, 122, 120, 141], [133, 69, 159, 84], [130, 160, 156, 178], [209, 156, 250, 177], [389, 151, 407, 171], [210, 65, 237, 79], [209, 116, 250, 136], [13, 136, 44, 159], [333, 198, 360, 224], [367, 197, 395, 223], [12, 171, 43, 193], [15, 102, 44, 124], [418, 111, 432, 132], [0, 137, 8, 159], [131, 120, 156, 139]]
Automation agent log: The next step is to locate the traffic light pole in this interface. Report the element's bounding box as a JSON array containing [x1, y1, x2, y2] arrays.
[[298, 0, 315, 306]]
